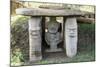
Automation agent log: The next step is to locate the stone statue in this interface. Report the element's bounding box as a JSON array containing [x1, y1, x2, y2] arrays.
[[64, 18, 77, 57], [45, 17, 62, 52]]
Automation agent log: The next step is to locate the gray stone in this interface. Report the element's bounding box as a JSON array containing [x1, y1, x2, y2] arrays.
[[64, 17, 77, 57], [39, 5, 66, 10], [29, 17, 42, 62], [45, 17, 62, 52], [16, 8, 85, 16]]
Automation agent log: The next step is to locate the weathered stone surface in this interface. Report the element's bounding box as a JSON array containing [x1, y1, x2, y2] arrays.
[[16, 8, 84, 16], [45, 17, 62, 52], [64, 17, 77, 57], [29, 17, 42, 61], [39, 5, 66, 10]]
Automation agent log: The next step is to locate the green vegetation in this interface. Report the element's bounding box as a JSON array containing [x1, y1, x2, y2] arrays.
[[11, 16, 95, 66], [11, 16, 29, 66]]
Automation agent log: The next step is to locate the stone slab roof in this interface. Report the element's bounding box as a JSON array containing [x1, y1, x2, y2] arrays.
[[16, 8, 85, 16]]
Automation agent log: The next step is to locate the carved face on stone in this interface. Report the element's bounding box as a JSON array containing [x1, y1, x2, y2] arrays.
[[47, 22, 59, 33], [46, 17, 60, 33], [67, 28, 77, 37]]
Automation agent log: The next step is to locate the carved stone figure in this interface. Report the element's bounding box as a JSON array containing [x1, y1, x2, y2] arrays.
[[29, 17, 42, 61], [45, 17, 62, 52], [64, 17, 77, 57]]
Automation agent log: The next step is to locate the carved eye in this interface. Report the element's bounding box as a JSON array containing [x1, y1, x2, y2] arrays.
[[67, 28, 76, 33]]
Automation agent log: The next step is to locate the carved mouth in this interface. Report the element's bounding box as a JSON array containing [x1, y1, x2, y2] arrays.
[[69, 35, 75, 38]]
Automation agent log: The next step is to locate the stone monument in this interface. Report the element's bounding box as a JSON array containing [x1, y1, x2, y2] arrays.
[[16, 6, 84, 61], [64, 17, 77, 57], [45, 17, 62, 52]]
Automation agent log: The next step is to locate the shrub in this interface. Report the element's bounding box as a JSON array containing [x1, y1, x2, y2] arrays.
[[78, 23, 95, 52], [11, 16, 29, 66]]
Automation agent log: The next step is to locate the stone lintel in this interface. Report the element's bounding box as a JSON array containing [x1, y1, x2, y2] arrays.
[[16, 8, 85, 17]]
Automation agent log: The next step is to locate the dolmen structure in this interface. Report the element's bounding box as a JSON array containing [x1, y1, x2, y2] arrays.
[[16, 6, 85, 62]]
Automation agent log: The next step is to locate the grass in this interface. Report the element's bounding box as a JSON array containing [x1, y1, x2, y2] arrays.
[[22, 42, 95, 66], [32, 47, 94, 65]]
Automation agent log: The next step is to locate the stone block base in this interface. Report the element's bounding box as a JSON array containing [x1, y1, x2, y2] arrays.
[[45, 48, 62, 52]]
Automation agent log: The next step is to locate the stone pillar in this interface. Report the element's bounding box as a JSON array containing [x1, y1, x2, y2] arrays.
[[29, 17, 42, 62], [64, 17, 78, 57]]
